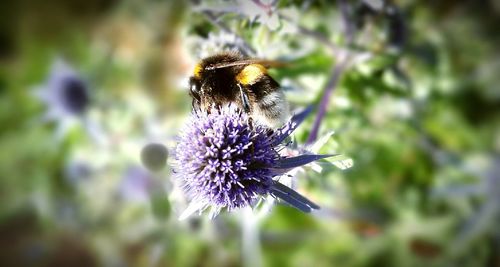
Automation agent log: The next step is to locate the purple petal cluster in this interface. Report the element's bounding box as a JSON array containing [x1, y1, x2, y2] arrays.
[[174, 106, 277, 213], [174, 105, 330, 218]]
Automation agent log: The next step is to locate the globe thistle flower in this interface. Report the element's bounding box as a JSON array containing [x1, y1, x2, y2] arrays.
[[34, 59, 106, 143], [35, 59, 90, 118], [173, 105, 333, 219], [33, 59, 90, 137]]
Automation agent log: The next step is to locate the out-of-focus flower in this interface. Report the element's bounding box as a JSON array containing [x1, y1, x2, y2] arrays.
[[238, 0, 281, 30], [64, 160, 92, 186], [34, 59, 91, 137], [35, 59, 90, 117], [34, 59, 108, 144], [173, 105, 333, 219], [197, 31, 253, 58], [196, 0, 281, 31], [119, 166, 154, 203]]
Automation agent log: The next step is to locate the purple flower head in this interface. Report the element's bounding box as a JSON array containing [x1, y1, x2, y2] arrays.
[[33, 59, 109, 144], [35, 59, 90, 117], [174, 105, 333, 219]]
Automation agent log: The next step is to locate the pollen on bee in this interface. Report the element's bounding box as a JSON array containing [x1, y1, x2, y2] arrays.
[[236, 64, 267, 85], [193, 63, 202, 78]]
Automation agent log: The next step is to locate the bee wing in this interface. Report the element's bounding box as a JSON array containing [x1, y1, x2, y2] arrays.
[[205, 59, 289, 70]]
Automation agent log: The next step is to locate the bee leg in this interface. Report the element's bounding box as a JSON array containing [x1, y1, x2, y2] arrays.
[[237, 83, 251, 113]]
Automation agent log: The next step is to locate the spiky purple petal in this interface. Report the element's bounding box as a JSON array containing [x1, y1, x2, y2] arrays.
[[270, 181, 320, 211], [274, 154, 337, 169], [271, 105, 313, 146]]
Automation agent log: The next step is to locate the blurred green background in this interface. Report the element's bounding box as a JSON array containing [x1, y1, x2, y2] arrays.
[[1, 0, 499, 266]]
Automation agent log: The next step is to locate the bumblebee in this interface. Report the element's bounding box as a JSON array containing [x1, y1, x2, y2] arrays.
[[188, 51, 289, 128]]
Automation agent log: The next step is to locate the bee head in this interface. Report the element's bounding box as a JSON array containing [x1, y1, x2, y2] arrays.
[[189, 52, 245, 109]]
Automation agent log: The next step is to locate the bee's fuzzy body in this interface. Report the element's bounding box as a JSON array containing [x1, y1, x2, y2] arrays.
[[189, 51, 289, 128]]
